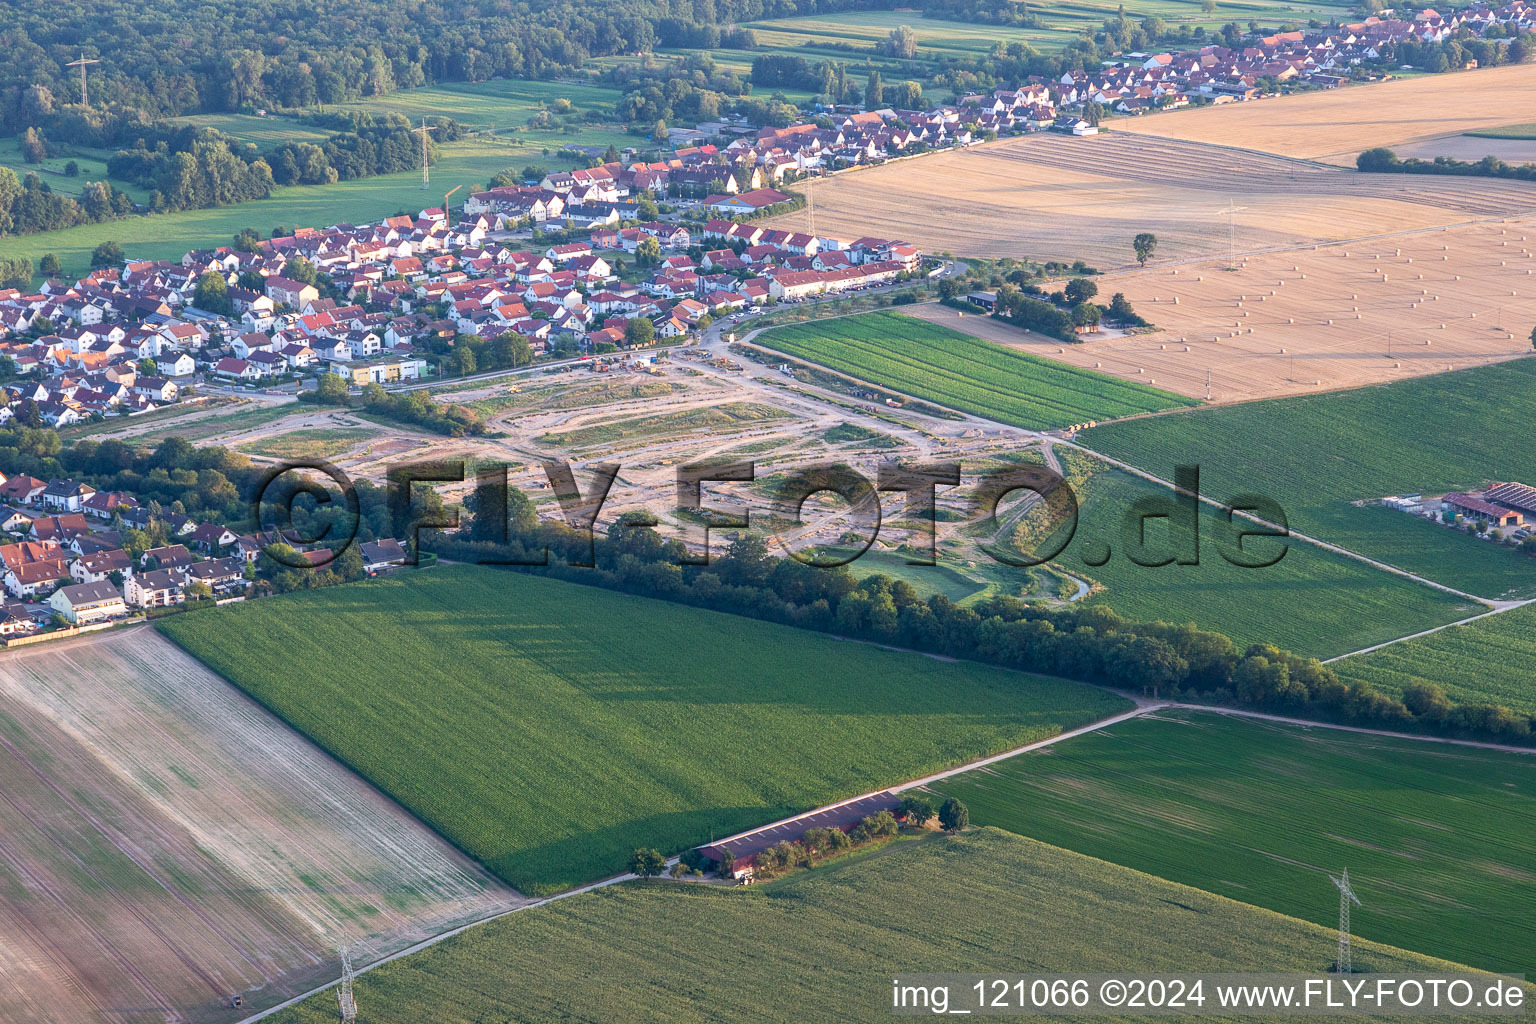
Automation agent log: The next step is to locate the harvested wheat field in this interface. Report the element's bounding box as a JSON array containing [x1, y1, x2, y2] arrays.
[[907, 217, 1536, 403], [0, 627, 522, 1024], [770, 132, 1536, 265], [1113, 63, 1536, 163]]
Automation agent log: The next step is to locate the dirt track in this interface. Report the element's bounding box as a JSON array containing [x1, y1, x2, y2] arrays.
[[0, 628, 522, 1024]]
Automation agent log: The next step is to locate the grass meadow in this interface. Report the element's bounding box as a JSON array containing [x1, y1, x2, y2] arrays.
[[1078, 360, 1536, 601], [1332, 604, 1536, 714], [157, 565, 1128, 895], [262, 828, 1489, 1024], [928, 709, 1536, 974], [754, 311, 1196, 430], [1025, 459, 1480, 659]]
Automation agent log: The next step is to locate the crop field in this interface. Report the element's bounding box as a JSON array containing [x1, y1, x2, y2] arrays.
[[1078, 359, 1536, 600], [1332, 604, 1536, 714], [752, 310, 1195, 429], [928, 709, 1536, 974], [767, 132, 1532, 267], [264, 828, 1490, 1024], [722, 0, 1352, 82], [963, 216, 1536, 403], [1114, 63, 1536, 164], [0, 628, 520, 1024], [1469, 122, 1536, 140], [157, 565, 1130, 895], [1025, 460, 1479, 658]]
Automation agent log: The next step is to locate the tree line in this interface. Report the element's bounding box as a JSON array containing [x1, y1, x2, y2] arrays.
[[1358, 146, 1536, 181], [425, 506, 1535, 746]]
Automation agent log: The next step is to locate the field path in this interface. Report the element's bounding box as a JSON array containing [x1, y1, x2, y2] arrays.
[[1322, 599, 1536, 663], [1057, 438, 1499, 606]]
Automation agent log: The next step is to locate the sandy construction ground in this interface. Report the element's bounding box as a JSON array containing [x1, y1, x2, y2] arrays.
[[1111, 64, 1536, 163], [906, 217, 1536, 403], [0, 627, 522, 1024], [768, 132, 1536, 265]]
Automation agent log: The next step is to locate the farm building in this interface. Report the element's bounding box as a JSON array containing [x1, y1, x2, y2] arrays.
[[696, 791, 901, 881], [1440, 492, 1523, 528], [1484, 482, 1536, 518]]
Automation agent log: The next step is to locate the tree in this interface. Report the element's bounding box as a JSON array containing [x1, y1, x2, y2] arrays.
[[896, 794, 934, 827], [1071, 301, 1102, 328], [1063, 277, 1098, 305], [1201, 0, 1217, 12], [635, 236, 663, 266], [19, 128, 45, 164], [636, 195, 659, 220], [629, 847, 666, 884], [454, 345, 477, 376], [938, 797, 969, 832], [286, 256, 318, 285], [137, 358, 158, 377], [715, 846, 736, 878], [885, 25, 918, 59], [193, 271, 233, 315], [1132, 232, 1158, 267], [1529, 325, 1536, 351], [625, 317, 655, 347], [866, 71, 883, 109], [63, 160, 79, 178], [39, 253, 61, 277], [91, 240, 124, 269]]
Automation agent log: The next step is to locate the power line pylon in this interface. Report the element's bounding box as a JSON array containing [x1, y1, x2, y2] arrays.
[[336, 946, 358, 1023], [66, 52, 101, 107], [1329, 869, 1362, 974], [411, 119, 435, 189]]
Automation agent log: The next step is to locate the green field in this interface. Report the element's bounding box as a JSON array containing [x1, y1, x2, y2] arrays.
[[928, 709, 1536, 974], [157, 565, 1128, 895], [1028, 458, 1480, 658], [754, 311, 1196, 430], [263, 827, 1490, 1024], [1467, 122, 1536, 140], [0, 106, 631, 280], [174, 113, 335, 147], [332, 77, 625, 129], [1078, 361, 1536, 601], [1332, 604, 1536, 714]]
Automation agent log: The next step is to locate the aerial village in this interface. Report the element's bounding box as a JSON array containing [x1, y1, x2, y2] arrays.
[[0, 0, 1528, 641]]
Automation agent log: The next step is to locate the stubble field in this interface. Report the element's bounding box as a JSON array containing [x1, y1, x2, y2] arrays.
[[767, 132, 1535, 266], [0, 628, 521, 1024], [917, 216, 1536, 403], [1111, 63, 1536, 164]]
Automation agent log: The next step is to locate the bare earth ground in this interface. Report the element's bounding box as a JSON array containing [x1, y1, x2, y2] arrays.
[[906, 216, 1536, 402], [0, 628, 522, 1024], [768, 132, 1536, 265], [1112, 63, 1536, 163]]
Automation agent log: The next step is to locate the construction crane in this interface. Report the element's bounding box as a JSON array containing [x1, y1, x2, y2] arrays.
[[65, 52, 101, 107], [411, 119, 435, 189], [1329, 869, 1362, 974], [443, 184, 463, 226]]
